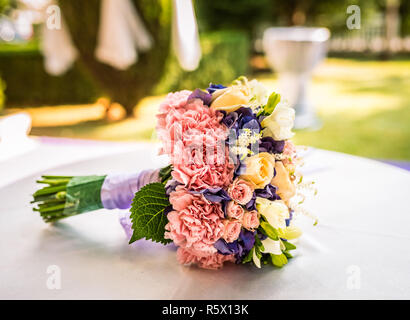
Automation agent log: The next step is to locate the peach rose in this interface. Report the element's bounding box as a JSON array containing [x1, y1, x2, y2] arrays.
[[227, 178, 254, 205], [210, 85, 250, 113], [222, 220, 242, 243], [240, 152, 276, 189], [271, 161, 296, 201], [242, 210, 260, 231], [226, 201, 244, 220]]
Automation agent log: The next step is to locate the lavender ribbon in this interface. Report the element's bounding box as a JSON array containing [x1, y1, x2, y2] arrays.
[[100, 169, 160, 210]]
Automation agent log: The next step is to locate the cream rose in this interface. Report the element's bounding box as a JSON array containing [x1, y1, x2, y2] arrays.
[[271, 161, 296, 202], [255, 197, 289, 230], [210, 85, 250, 113], [240, 152, 275, 189], [261, 104, 295, 141]]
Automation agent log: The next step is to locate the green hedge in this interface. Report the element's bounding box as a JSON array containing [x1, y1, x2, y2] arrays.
[[0, 76, 5, 111], [0, 30, 249, 108], [0, 43, 101, 107], [156, 30, 250, 93]]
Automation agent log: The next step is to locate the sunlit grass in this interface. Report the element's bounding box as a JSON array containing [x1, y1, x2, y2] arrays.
[[24, 57, 410, 160]]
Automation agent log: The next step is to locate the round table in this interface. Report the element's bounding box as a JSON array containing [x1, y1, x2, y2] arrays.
[[1, 141, 409, 299]]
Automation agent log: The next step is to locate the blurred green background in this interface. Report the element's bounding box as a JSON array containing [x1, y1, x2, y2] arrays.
[[0, 0, 409, 161]]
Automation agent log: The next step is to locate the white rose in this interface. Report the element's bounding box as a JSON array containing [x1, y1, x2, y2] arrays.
[[255, 197, 289, 230], [261, 104, 295, 141]]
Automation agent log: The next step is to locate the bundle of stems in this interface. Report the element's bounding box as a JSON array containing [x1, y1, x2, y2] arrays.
[[32, 176, 74, 223]]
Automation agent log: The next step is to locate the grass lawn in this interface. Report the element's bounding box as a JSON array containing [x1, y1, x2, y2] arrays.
[[19, 57, 410, 160]]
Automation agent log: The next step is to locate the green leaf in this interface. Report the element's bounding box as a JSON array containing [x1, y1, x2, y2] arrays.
[[242, 247, 254, 264], [159, 165, 172, 184], [283, 251, 293, 259], [254, 234, 265, 252], [271, 253, 288, 268], [254, 246, 262, 259], [283, 240, 297, 251], [129, 182, 172, 245], [258, 92, 281, 116], [260, 221, 279, 240]]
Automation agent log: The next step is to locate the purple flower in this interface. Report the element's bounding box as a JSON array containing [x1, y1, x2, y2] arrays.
[[207, 83, 226, 94], [221, 112, 238, 129], [197, 188, 231, 203], [245, 184, 281, 210], [235, 107, 261, 132], [165, 179, 182, 196], [188, 88, 212, 106], [222, 107, 261, 135], [214, 229, 256, 263], [286, 210, 293, 227], [245, 193, 256, 211], [255, 184, 281, 201], [259, 137, 285, 154]]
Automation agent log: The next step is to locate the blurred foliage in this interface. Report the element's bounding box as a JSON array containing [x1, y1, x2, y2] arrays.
[[0, 42, 101, 107], [59, 0, 172, 115], [0, 30, 249, 107], [156, 30, 249, 93], [0, 76, 5, 111], [195, 0, 271, 35], [196, 0, 409, 36], [399, 0, 410, 36], [0, 0, 16, 14]]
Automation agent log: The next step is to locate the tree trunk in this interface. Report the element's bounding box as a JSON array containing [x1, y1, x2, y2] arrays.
[[59, 0, 172, 116]]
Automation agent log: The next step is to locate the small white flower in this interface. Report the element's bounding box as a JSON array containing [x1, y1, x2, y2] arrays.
[[252, 249, 261, 268], [248, 79, 269, 111], [261, 237, 282, 255], [261, 104, 295, 141]]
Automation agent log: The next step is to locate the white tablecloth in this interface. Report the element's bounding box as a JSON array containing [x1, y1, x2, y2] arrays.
[[1, 138, 409, 299]]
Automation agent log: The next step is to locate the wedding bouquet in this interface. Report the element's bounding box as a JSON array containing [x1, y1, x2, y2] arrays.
[[32, 77, 316, 270]]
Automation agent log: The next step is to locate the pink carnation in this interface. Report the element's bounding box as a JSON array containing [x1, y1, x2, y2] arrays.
[[177, 247, 235, 270], [228, 178, 254, 205], [172, 146, 234, 191], [156, 93, 227, 158], [165, 187, 225, 256], [158, 90, 192, 114], [156, 91, 234, 191]]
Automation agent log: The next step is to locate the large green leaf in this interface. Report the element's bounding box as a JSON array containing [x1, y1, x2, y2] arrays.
[[129, 182, 172, 245]]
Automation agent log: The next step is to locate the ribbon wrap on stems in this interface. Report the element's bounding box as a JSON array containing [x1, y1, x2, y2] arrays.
[[32, 169, 160, 222], [100, 169, 160, 210]]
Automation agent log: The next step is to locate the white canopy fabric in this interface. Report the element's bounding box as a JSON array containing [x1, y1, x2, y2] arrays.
[[95, 0, 153, 70], [41, 0, 201, 74], [171, 0, 201, 71], [41, 7, 77, 76], [1, 140, 410, 299]]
